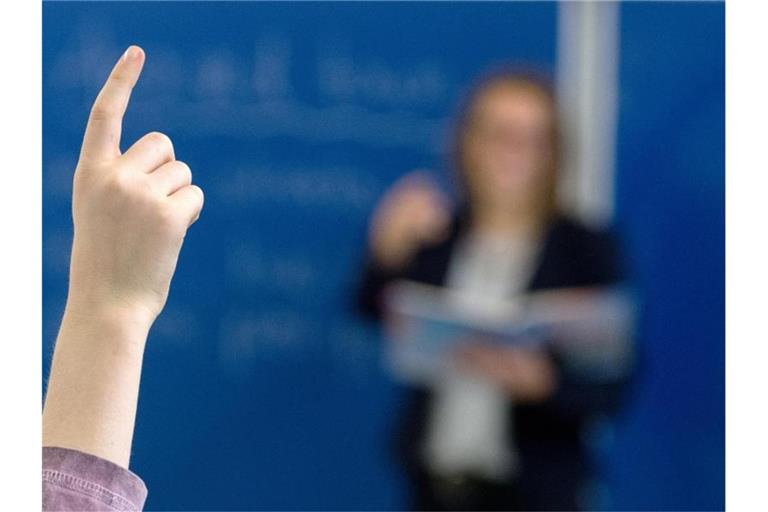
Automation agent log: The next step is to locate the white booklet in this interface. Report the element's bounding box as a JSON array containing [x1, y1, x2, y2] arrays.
[[382, 280, 635, 385]]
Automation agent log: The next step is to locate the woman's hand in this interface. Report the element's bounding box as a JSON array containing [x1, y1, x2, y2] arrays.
[[456, 342, 558, 402], [369, 172, 451, 270]]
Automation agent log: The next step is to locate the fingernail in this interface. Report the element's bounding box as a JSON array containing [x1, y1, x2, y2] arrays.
[[122, 46, 141, 62]]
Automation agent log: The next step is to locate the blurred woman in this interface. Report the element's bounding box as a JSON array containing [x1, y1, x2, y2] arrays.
[[356, 70, 632, 511]]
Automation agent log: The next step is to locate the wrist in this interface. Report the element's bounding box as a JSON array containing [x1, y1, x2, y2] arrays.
[[65, 286, 157, 325], [60, 299, 154, 353]]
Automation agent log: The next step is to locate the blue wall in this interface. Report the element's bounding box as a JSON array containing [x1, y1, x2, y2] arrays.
[[43, 2, 723, 510], [609, 2, 725, 510]]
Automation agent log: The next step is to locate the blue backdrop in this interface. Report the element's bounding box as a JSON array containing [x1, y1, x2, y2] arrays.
[[42, 2, 724, 510]]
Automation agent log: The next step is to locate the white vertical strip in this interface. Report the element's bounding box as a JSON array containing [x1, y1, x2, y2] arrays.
[[556, 1, 620, 227]]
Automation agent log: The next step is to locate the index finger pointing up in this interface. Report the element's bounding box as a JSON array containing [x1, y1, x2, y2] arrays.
[[80, 46, 145, 161]]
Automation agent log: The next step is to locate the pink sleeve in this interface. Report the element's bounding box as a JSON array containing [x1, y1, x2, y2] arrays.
[[42, 446, 147, 511]]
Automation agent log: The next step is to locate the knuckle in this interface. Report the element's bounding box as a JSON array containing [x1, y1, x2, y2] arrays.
[[89, 103, 119, 121], [110, 72, 131, 87], [100, 175, 132, 205], [73, 164, 100, 189], [146, 131, 174, 155], [104, 170, 130, 193], [114, 175, 151, 206], [175, 161, 193, 183], [190, 186, 205, 209]]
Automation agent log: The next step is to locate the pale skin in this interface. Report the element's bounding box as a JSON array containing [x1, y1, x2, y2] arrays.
[[42, 46, 204, 468], [371, 83, 562, 402]]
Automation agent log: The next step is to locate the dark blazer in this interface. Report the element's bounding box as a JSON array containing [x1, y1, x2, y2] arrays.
[[355, 212, 632, 510]]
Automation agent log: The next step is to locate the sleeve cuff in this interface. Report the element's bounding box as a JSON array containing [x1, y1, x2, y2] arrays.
[[43, 446, 147, 511]]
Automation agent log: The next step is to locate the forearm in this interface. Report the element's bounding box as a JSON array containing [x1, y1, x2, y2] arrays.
[[42, 304, 151, 468]]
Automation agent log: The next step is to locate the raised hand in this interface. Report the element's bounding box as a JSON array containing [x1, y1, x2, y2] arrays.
[[369, 171, 451, 269], [43, 46, 204, 470], [68, 45, 204, 326]]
